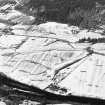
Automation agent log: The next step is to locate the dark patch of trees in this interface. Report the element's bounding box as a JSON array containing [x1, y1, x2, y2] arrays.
[[15, 0, 105, 26]]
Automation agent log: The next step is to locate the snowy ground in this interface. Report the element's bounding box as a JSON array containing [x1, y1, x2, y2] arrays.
[[0, 2, 105, 105]]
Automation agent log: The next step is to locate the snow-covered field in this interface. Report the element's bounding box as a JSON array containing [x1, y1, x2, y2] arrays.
[[0, 2, 105, 105]]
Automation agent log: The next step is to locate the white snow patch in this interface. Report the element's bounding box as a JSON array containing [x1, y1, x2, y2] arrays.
[[0, 35, 26, 48], [11, 24, 31, 30], [0, 23, 7, 29], [6, 10, 22, 20]]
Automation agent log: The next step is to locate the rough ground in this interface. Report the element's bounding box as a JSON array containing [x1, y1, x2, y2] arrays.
[[0, 1, 105, 105]]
